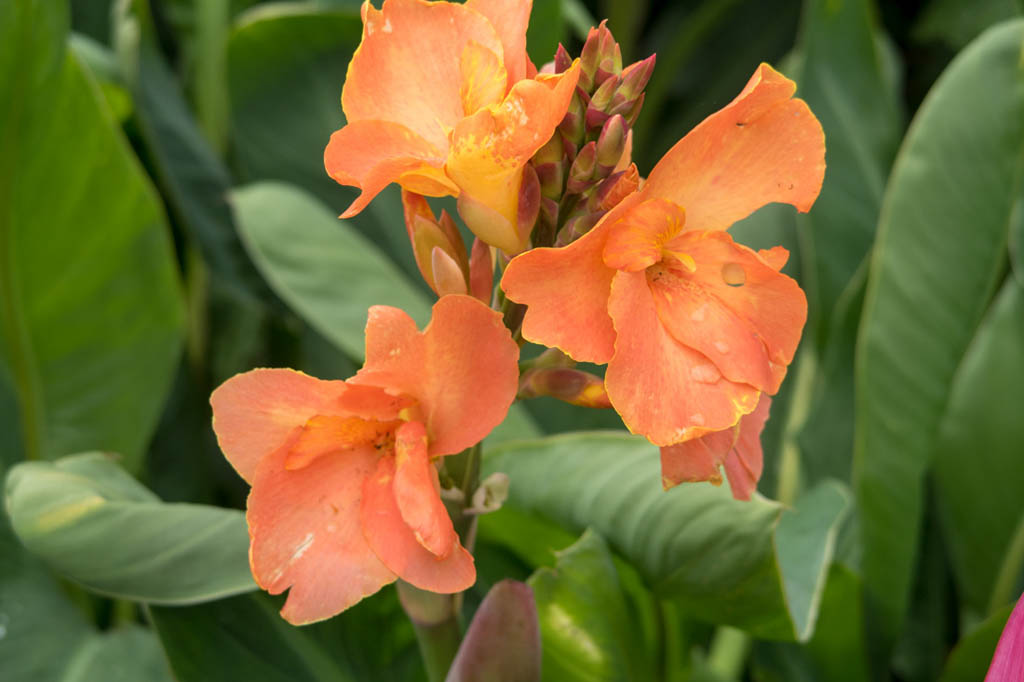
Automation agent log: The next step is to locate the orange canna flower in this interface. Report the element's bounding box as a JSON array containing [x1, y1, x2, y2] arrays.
[[324, 0, 580, 255], [210, 295, 519, 624], [501, 64, 825, 468]]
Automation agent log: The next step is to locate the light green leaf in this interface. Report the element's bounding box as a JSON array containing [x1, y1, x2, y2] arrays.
[[484, 433, 849, 640], [61, 626, 175, 682], [933, 278, 1024, 614], [232, 181, 430, 359], [4, 453, 255, 604], [0, 0, 184, 469], [529, 529, 654, 681], [853, 18, 1024, 643]]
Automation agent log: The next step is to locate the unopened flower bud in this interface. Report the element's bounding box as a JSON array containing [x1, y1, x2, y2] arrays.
[[553, 43, 573, 74], [401, 190, 469, 296], [532, 133, 565, 200], [518, 367, 612, 408], [556, 210, 605, 246], [566, 141, 597, 194], [558, 91, 586, 149], [517, 164, 541, 248], [431, 246, 468, 297], [595, 114, 627, 175], [616, 54, 656, 104], [468, 238, 494, 304], [579, 20, 620, 92]]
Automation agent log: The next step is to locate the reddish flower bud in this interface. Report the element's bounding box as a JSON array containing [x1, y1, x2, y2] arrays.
[[617, 54, 656, 103], [566, 141, 597, 193], [518, 367, 612, 408], [468, 237, 494, 304], [596, 114, 627, 175], [558, 91, 587, 149], [554, 43, 573, 74], [517, 163, 542, 249]]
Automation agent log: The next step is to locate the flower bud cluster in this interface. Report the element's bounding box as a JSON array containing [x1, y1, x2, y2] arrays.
[[526, 21, 654, 248]]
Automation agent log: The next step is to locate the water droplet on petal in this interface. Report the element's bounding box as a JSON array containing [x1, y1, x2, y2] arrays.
[[690, 304, 708, 322], [690, 413, 706, 426], [689, 363, 720, 384], [722, 262, 746, 286], [714, 340, 730, 354]]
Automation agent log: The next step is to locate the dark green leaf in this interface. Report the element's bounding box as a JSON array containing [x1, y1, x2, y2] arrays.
[[527, 0, 564, 65], [150, 588, 425, 682], [226, 4, 421, 281], [529, 529, 654, 681], [791, 0, 902, 346], [484, 433, 849, 640], [853, 18, 1024, 643], [933, 278, 1024, 614], [0, 0, 185, 469], [5, 453, 254, 604]]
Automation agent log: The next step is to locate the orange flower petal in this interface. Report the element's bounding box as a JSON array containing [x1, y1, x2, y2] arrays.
[[324, 119, 452, 219], [353, 295, 519, 457], [465, 0, 533, 85], [501, 200, 633, 363], [447, 63, 580, 252], [722, 394, 770, 501], [672, 231, 806, 385], [393, 421, 457, 558], [360, 452, 475, 592], [460, 39, 508, 115], [283, 414, 399, 471], [659, 395, 770, 501], [247, 442, 395, 625], [660, 429, 734, 489], [642, 63, 825, 232], [210, 369, 350, 483], [602, 198, 688, 272], [605, 269, 760, 446], [342, 0, 504, 149]]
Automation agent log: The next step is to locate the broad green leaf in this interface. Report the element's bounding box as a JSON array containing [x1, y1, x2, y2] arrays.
[[529, 529, 654, 681], [790, 0, 902, 346], [933, 278, 1024, 614], [0, 497, 93, 682], [226, 4, 421, 280], [150, 588, 425, 682], [938, 603, 1014, 682], [4, 453, 255, 604], [0, 0, 184, 469], [853, 19, 1024, 643], [231, 181, 431, 358], [484, 433, 849, 640]]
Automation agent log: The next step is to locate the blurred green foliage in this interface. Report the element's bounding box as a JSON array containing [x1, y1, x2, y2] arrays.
[[1, 0, 1023, 679]]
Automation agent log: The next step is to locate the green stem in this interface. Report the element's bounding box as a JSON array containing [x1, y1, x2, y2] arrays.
[[989, 513, 1024, 615], [398, 582, 463, 682], [705, 626, 751, 680]]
